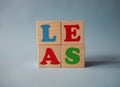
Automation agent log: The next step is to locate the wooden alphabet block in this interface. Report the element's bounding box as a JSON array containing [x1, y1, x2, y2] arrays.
[[61, 21, 84, 44], [38, 44, 61, 68], [36, 21, 61, 44], [61, 44, 85, 68]]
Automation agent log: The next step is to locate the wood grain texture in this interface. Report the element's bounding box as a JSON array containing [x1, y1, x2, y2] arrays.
[[36, 20, 85, 68], [38, 44, 61, 68], [36, 21, 61, 44], [61, 20, 84, 44], [61, 44, 85, 68]]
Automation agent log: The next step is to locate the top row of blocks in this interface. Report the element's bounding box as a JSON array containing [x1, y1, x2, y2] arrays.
[[36, 21, 84, 44]]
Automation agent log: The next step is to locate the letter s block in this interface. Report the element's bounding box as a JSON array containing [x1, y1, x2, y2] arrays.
[[61, 44, 85, 68], [37, 21, 61, 44]]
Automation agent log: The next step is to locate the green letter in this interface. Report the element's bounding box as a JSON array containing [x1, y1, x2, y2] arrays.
[[65, 47, 80, 64]]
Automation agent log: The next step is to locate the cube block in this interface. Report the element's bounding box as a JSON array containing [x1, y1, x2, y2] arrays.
[[61, 44, 85, 68], [37, 21, 61, 44], [61, 21, 84, 44], [38, 44, 61, 68]]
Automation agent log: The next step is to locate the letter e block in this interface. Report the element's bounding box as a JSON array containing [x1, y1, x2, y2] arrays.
[[61, 21, 84, 44]]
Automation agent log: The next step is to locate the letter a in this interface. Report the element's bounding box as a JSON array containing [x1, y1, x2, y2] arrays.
[[40, 48, 60, 65]]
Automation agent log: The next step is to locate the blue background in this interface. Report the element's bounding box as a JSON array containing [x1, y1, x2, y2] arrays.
[[0, 0, 120, 87]]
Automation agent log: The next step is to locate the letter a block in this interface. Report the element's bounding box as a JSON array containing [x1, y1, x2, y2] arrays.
[[38, 44, 61, 68]]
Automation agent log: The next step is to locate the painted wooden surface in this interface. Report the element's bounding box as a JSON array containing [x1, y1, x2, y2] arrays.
[[61, 44, 85, 68], [37, 21, 61, 44], [38, 44, 61, 68], [37, 21, 85, 68]]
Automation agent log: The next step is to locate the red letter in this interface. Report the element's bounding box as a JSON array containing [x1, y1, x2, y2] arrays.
[[40, 48, 60, 65], [64, 24, 80, 42]]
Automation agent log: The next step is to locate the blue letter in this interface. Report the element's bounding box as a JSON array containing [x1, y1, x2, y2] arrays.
[[41, 25, 56, 42]]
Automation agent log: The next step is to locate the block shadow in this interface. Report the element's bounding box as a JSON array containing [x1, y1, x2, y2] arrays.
[[85, 55, 120, 67]]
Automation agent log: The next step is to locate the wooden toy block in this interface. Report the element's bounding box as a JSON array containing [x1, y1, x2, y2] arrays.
[[61, 44, 85, 68], [36, 21, 61, 44], [38, 44, 61, 68], [61, 21, 84, 44]]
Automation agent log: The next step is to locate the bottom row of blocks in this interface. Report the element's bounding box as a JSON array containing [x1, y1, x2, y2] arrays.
[[38, 44, 85, 68]]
